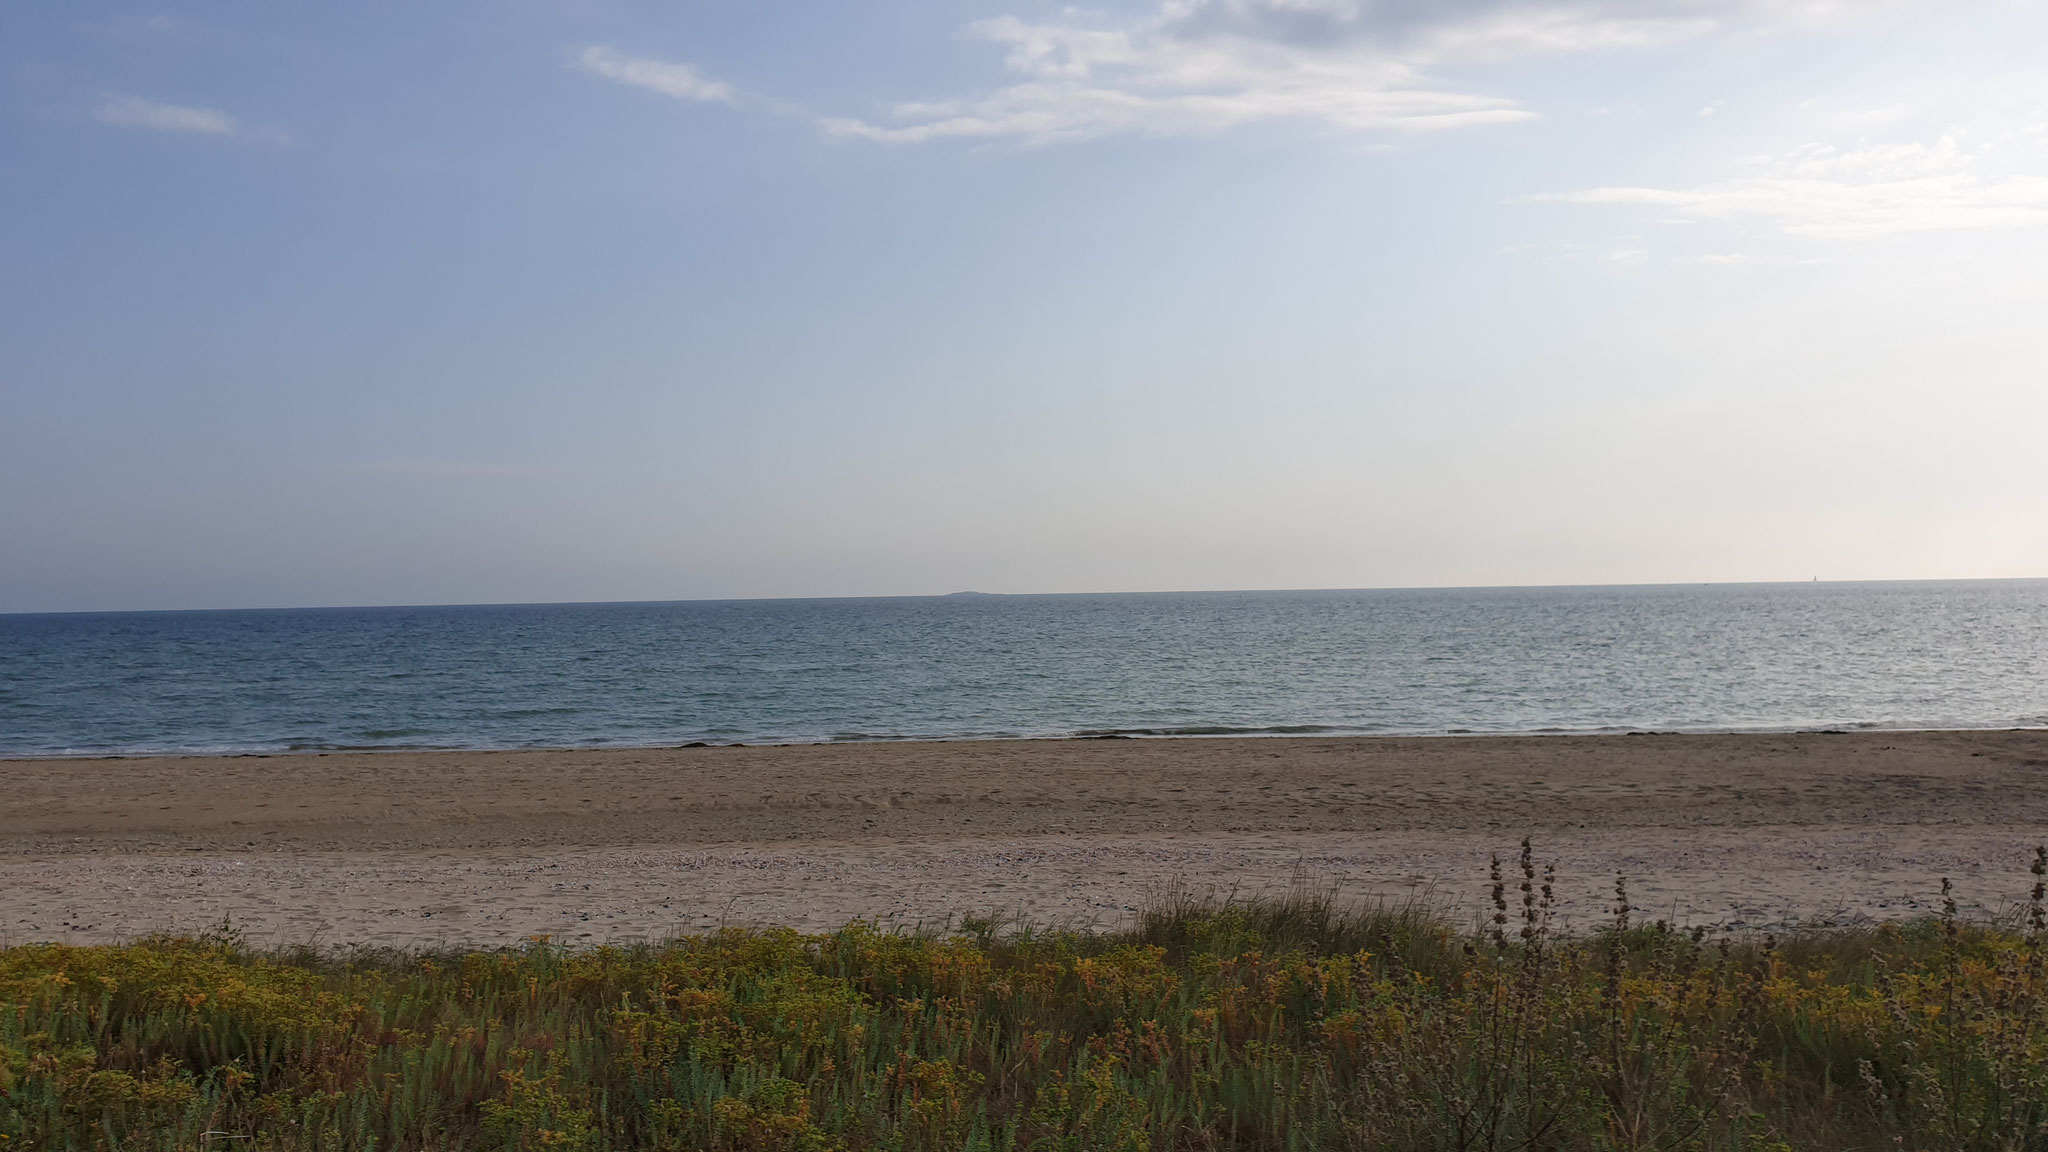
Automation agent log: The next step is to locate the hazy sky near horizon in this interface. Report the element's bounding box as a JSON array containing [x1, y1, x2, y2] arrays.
[[4, 1, 2047, 612]]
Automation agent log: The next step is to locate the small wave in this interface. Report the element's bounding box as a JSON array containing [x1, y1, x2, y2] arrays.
[[0, 741, 305, 759], [1070, 724, 1345, 738], [285, 740, 453, 752], [6, 719, 2045, 760]]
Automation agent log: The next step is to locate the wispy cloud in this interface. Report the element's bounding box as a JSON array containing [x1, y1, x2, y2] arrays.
[[578, 46, 736, 105], [1540, 137, 2048, 237], [820, 0, 1755, 144], [96, 93, 236, 135]]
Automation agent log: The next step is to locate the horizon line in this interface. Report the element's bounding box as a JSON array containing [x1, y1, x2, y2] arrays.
[[5, 574, 2045, 618]]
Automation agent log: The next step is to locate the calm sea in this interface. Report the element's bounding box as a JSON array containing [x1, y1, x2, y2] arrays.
[[1, 581, 2044, 757]]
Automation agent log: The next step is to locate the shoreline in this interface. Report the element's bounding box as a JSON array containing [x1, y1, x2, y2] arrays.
[[7, 722, 2045, 763], [7, 729, 2048, 947]]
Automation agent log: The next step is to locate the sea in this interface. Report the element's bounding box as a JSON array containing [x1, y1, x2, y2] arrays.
[[1, 581, 2044, 757]]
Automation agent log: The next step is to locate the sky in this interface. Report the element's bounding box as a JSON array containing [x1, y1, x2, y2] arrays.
[[3, 0, 2047, 612]]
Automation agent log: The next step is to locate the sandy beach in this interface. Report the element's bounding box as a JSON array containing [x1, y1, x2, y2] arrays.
[[5, 729, 2046, 948]]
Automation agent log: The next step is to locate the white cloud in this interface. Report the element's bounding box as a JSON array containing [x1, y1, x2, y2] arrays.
[[1542, 137, 2048, 237], [95, 94, 236, 135], [820, 0, 1785, 144], [579, 47, 736, 105]]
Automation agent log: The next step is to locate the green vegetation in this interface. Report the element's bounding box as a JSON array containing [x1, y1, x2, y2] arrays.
[[5, 844, 2047, 1150]]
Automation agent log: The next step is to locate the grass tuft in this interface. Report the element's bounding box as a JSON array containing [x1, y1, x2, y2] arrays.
[[5, 854, 2048, 1149]]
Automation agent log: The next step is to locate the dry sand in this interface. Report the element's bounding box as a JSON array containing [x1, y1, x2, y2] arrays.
[[5, 730, 2047, 948]]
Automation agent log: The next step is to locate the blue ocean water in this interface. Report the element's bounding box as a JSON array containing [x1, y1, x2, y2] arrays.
[[1, 581, 2045, 756]]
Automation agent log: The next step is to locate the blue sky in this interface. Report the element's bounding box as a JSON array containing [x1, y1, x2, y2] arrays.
[[4, 1, 2046, 611]]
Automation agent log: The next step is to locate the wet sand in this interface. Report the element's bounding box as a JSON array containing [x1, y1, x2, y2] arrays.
[[5, 730, 2046, 947]]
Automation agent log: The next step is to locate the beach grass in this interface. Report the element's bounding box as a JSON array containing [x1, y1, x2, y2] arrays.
[[5, 844, 2047, 1150]]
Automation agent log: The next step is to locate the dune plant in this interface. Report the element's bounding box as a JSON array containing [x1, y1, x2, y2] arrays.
[[5, 853, 2048, 1150]]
